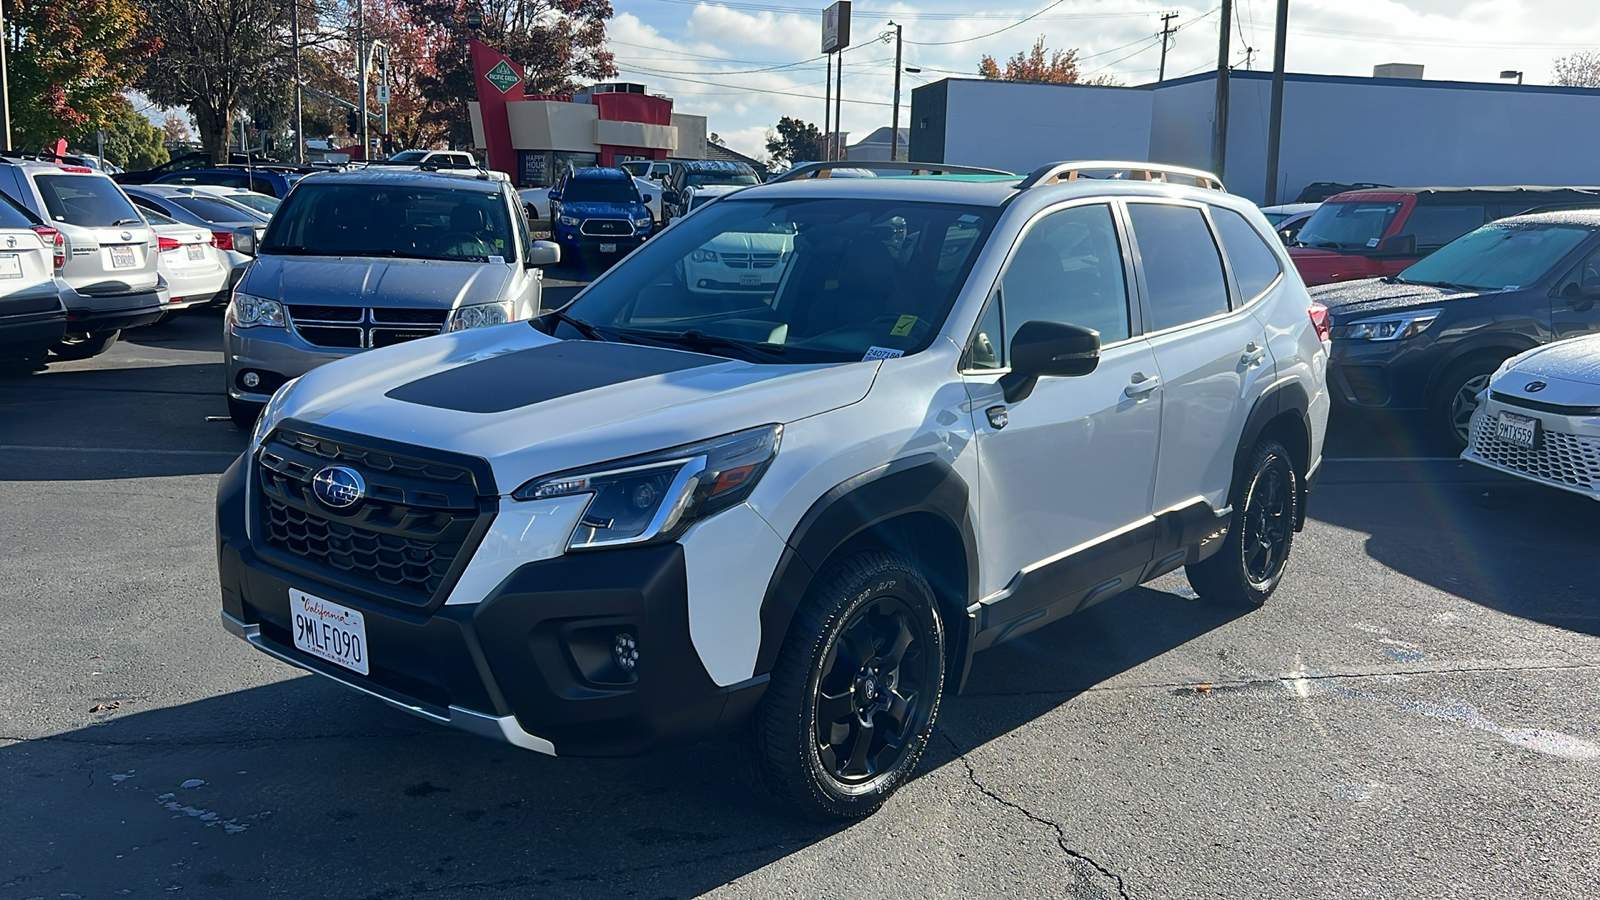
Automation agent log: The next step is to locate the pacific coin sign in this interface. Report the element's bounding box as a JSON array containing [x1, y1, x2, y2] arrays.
[[821, 0, 851, 53]]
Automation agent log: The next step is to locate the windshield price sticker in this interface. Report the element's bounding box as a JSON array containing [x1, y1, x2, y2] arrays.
[[1366, 238, 1381, 247], [863, 346, 904, 361]]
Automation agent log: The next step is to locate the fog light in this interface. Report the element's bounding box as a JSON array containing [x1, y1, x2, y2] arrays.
[[613, 633, 639, 672], [242, 371, 261, 388]]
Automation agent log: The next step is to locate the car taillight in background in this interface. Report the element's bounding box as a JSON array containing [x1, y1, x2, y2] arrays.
[[30, 225, 63, 270], [157, 236, 183, 251], [1309, 302, 1331, 342], [211, 231, 235, 251]]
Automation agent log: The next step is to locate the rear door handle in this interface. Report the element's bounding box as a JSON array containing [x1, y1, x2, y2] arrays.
[[1125, 373, 1161, 398]]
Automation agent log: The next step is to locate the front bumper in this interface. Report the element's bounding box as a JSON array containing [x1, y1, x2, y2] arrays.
[[1461, 396, 1600, 501], [1327, 337, 1437, 411], [225, 322, 357, 403], [557, 229, 647, 256], [216, 451, 763, 756]]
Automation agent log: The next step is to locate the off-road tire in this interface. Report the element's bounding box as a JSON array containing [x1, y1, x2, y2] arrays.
[[743, 550, 946, 819], [1187, 439, 1299, 607]]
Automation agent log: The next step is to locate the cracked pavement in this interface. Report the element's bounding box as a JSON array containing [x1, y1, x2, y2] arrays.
[[2, 310, 1598, 898]]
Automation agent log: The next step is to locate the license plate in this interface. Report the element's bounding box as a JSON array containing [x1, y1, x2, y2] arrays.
[[186, 244, 206, 261], [0, 254, 20, 278], [599, 243, 617, 253], [1495, 411, 1539, 449], [110, 245, 136, 268], [739, 273, 761, 286], [289, 589, 370, 676]]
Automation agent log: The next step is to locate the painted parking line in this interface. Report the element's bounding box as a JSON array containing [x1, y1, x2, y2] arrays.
[[1323, 456, 1462, 463], [0, 444, 241, 457]]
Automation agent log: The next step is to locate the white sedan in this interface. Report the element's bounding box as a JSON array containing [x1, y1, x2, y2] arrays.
[[1462, 333, 1600, 500], [142, 209, 230, 315], [517, 188, 551, 225]]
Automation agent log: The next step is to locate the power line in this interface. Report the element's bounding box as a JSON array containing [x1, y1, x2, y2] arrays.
[[641, 0, 1162, 21], [905, 0, 1076, 47], [618, 63, 896, 106]]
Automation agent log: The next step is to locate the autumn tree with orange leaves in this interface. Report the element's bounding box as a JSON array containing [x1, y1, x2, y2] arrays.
[[979, 36, 1121, 86], [5, 0, 158, 149]]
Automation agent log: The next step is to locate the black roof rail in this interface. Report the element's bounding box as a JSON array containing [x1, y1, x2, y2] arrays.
[[1017, 160, 1225, 192], [771, 160, 1014, 182]]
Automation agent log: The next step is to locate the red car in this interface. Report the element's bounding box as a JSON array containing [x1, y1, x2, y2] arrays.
[[1288, 186, 1600, 286]]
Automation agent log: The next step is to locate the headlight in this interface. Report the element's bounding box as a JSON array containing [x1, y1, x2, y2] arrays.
[[1342, 310, 1440, 341], [558, 215, 579, 226], [249, 376, 299, 453], [446, 301, 513, 332], [228, 292, 285, 328], [512, 424, 782, 550], [691, 249, 717, 262], [633, 213, 652, 226]]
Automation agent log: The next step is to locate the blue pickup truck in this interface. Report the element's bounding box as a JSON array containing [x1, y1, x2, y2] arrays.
[[548, 167, 655, 267]]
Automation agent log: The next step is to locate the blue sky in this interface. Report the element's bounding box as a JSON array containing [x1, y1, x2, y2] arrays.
[[608, 0, 1600, 162]]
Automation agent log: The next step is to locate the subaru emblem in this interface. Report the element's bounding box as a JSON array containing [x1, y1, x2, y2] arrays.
[[120, 231, 133, 242], [311, 466, 366, 509], [1524, 381, 1547, 393]]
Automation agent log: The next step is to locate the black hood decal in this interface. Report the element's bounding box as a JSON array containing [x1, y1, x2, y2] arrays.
[[386, 340, 723, 413]]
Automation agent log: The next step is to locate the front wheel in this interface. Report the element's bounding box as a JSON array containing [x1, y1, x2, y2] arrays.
[[744, 551, 946, 819], [1431, 355, 1504, 452], [1186, 439, 1299, 607], [52, 329, 119, 360]]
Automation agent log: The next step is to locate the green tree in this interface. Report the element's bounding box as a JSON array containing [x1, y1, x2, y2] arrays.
[[979, 35, 1121, 86], [765, 117, 822, 169], [95, 101, 170, 170], [5, 0, 158, 149]]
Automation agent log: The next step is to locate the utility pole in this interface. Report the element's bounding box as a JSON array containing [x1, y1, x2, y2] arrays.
[[1211, 0, 1233, 180], [1263, 0, 1289, 205], [1157, 11, 1179, 83], [889, 22, 903, 161], [823, 53, 832, 162], [291, 0, 303, 163], [833, 54, 843, 161], [356, 0, 369, 159], [0, 0, 11, 151]]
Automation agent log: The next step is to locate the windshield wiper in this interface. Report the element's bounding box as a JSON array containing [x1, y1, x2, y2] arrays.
[[111, 218, 144, 227], [1411, 280, 1480, 292], [614, 328, 787, 363], [551, 309, 609, 342]]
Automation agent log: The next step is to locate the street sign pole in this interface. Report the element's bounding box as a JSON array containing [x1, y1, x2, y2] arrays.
[[821, 2, 850, 162]]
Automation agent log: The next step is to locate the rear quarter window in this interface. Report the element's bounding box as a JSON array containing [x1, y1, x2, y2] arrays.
[[1210, 206, 1284, 301]]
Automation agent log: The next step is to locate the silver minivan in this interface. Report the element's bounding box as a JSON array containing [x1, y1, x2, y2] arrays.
[[0, 156, 165, 358], [223, 167, 559, 426]]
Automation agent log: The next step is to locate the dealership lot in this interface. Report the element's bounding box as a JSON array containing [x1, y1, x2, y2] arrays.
[[2, 309, 1598, 898]]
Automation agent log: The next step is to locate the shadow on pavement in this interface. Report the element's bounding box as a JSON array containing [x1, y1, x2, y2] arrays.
[[4, 584, 1242, 898]]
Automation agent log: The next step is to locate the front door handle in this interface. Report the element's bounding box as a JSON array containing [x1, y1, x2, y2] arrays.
[[1241, 342, 1267, 367], [1125, 373, 1161, 398]]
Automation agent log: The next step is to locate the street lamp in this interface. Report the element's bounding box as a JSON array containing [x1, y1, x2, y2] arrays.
[[1500, 69, 1524, 85]]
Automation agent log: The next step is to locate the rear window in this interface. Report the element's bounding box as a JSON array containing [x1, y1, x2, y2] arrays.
[[564, 178, 639, 204], [0, 190, 39, 228], [35, 174, 142, 227], [141, 208, 180, 227], [171, 195, 265, 224], [388, 150, 428, 163]]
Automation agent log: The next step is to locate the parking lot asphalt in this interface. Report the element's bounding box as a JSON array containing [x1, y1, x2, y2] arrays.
[[2, 299, 1597, 899]]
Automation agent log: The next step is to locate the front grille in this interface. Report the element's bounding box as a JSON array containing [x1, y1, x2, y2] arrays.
[[715, 252, 780, 270], [579, 219, 634, 237], [287, 306, 448, 350], [254, 429, 488, 605], [1490, 390, 1600, 417], [1468, 413, 1600, 491]]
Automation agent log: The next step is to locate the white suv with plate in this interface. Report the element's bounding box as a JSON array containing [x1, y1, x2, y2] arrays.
[[216, 161, 1330, 819]]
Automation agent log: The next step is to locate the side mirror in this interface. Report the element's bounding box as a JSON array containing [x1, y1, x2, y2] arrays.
[[547, 190, 560, 203], [1374, 233, 1416, 257], [999, 320, 1101, 403], [526, 239, 560, 268], [663, 190, 680, 206], [233, 226, 258, 257], [642, 194, 654, 204]]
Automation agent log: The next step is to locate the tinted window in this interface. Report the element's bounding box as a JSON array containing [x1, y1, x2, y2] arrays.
[[686, 170, 760, 188], [263, 183, 514, 262], [0, 190, 39, 228], [140, 208, 179, 226], [35, 175, 142, 227], [162, 171, 251, 189], [1296, 200, 1402, 250], [1402, 205, 1486, 250], [1210, 206, 1284, 300], [563, 178, 639, 203], [1128, 203, 1230, 330], [171, 195, 266, 224], [969, 296, 1005, 369], [1557, 244, 1600, 296], [999, 204, 1130, 345], [1401, 223, 1592, 291]]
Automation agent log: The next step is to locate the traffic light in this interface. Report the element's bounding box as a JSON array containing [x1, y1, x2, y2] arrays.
[[381, 133, 395, 155], [346, 111, 359, 135]]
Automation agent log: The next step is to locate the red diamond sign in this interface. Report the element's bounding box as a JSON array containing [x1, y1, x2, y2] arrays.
[[485, 60, 522, 94]]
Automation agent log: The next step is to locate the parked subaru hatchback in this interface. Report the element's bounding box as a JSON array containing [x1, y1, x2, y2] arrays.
[[217, 160, 1329, 819], [0, 155, 165, 359], [223, 167, 559, 427], [0, 189, 67, 370], [547, 167, 654, 266]]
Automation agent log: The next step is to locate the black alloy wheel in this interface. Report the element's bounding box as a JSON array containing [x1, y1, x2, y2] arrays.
[[744, 550, 945, 819], [1187, 439, 1299, 606]]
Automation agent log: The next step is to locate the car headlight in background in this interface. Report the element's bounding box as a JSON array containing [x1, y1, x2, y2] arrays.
[[1341, 309, 1440, 341], [512, 424, 782, 550], [228, 292, 285, 328], [691, 249, 717, 262], [558, 215, 579, 227], [446, 301, 513, 332]]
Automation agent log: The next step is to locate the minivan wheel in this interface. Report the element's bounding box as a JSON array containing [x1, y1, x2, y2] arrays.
[[227, 396, 263, 430], [1431, 355, 1504, 451], [744, 551, 945, 819], [51, 329, 119, 361], [1186, 439, 1299, 607]]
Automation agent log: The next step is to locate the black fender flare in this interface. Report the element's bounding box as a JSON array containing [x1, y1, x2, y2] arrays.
[[752, 454, 980, 684], [1233, 380, 1314, 528]]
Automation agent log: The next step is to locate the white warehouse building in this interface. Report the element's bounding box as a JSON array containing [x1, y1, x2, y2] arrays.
[[908, 69, 1600, 204]]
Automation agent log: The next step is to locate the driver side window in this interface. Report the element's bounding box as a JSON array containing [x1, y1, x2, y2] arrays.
[[983, 204, 1131, 363], [1557, 245, 1600, 297]]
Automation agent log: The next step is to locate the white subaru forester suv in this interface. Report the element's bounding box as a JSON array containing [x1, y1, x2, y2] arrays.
[[216, 161, 1330, 819]]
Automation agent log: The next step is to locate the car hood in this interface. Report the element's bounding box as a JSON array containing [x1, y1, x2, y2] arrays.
[[241, 255, 513, 309], [273, 325, 881, 491], [1311, 278, 1487, 321], [1501, 334, 1600, 396], [558, 200, 645, 218]]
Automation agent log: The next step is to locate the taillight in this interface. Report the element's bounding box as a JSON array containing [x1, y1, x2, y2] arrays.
[[158, 236, 183, 251], [31, 225, 63, 270], [60, 165, 95, 174], [1309, 302, 1331, 342], [211, 231, 235, 251]]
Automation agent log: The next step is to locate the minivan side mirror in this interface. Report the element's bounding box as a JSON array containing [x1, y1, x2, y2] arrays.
[[1374, 233, 1417, 257], [642, 194, 654, 204], [526, 239, 560, 268], [999, 320, 1101, 403]]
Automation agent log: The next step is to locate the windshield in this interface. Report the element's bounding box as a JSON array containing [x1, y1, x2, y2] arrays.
[[262, 182, 514, 262], [35, 174, 143, 227], [559, 197, 998, 364], [687, 171, 760, 188], [171, 195, 268, 225], [1295, 200, 1402, 251], [563, 178, 640, 204], [1399, 223, 1593, 291]]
